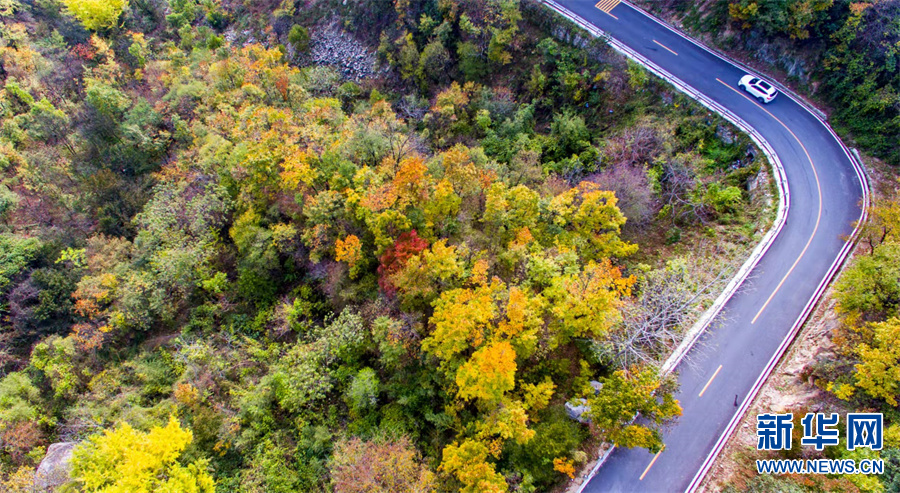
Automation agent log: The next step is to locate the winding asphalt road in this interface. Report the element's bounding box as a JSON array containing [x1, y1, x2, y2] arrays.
[[545, 1, 868, 492]]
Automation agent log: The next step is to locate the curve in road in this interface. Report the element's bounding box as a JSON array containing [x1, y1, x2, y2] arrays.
[[542, 1, 869, 492]]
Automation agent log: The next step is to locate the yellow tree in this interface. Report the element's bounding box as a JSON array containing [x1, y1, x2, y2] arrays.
[[546, 259, 634, 346], [858, 186, 900, 254], [497, 286, 543, 358], [423, 280, 548, 365], [335, 235, 364, 278], [456, 340, 517, 402], [391, 239, 466, 310], [60, 0, 128, 31], [475, 399, 537, 445], [441, 439, 507, 493], [429, 84, 472, 145], [550, 181, 637, 260], [423, 179, 461, 234], [853, 317, 900, 405], [482, 183, 540, 245], [70, 416, 215, 493], [424, 281, 551, 487], [280, 147, 318, 194], [422, 281, 502, 361], [391, 154, 430, 208]]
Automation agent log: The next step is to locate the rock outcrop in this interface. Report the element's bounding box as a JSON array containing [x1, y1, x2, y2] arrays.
[[34, 442, 76, 492]]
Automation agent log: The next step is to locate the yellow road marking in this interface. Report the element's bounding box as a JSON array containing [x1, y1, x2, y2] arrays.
[[714, 78, 823, 325], [639, 446, 665, 480], [653, 39, 678, 56], [594, 0, 620, 17], [698, 365, 723, 397]]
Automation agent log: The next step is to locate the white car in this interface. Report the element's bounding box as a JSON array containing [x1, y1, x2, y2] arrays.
[[739, 75, 778, 104]]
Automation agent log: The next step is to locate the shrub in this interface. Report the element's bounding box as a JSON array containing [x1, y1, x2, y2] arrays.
[[288, 25, 310, 54]]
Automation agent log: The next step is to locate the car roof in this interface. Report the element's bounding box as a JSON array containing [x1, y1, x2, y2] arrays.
[[751, 78, 776, 93]]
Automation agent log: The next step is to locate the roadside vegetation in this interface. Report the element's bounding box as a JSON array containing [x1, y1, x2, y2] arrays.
[[0, 0, 773, 491]]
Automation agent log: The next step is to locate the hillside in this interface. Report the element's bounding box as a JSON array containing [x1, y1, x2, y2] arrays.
[[0, 0, 772, 491]]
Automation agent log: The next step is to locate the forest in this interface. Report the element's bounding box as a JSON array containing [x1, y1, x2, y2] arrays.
[[0, 0, 777, 491]]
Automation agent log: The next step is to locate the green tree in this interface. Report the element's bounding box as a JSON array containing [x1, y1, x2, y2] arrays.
[[270, 341, 333, 414], [417, 40, 450, 87], [346, 368, 379, 413], [586, 366, 682, 453], [31, 335, 80, 399], [507, 408, 584, 487], [0, 372, 42, 426], [835, 241, 900, 326], [288, 25, 310, 54], [396, 34, 419, 82], [548, 111, 590, 162], [882, 447, 900, 493], [457, 42, 485, 81], [702, 183, 743, 214], [0, 234, 40, 294], [229, 210, 280, 304]]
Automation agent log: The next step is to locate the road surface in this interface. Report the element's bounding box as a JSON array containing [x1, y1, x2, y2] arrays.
[[547, 1, 868, 492]]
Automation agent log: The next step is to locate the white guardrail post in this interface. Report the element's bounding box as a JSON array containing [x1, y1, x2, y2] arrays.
[[536, 1, 872, 492]]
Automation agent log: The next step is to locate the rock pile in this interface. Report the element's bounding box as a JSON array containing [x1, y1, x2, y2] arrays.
[[310, 25, 377, 81]]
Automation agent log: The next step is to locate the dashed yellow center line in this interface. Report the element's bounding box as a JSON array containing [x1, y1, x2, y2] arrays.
[[594, 0, 620, 18], [714, 78, 823, 326], [639, 446, 665, 480], [698, 365, 723, 397], [653, 39, 678, 56]]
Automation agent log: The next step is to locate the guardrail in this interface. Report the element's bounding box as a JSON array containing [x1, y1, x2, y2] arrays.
[[538, 1, 870, 492]]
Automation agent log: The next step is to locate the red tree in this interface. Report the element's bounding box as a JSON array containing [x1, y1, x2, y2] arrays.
[[377, 230, 428, 295]]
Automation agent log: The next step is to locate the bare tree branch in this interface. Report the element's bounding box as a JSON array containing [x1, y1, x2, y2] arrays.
[[596, 255, 735, 370]]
